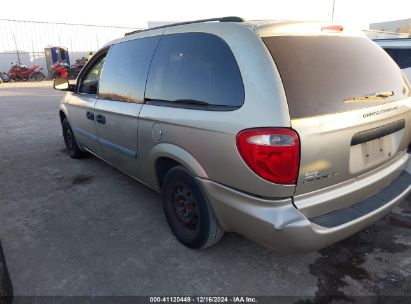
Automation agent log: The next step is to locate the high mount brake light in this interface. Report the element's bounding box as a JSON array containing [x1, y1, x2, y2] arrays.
[[236, 128, 300, 184], [321, 25, 344, 32]]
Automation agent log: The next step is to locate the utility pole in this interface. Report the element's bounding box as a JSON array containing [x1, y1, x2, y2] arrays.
[[32, 39, 35, 61], [12, 33, 21, 64], [331, 0, 336, 21]]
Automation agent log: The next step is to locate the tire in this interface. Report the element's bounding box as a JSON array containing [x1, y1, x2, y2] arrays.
[[68, 69, 78, 80], [32, 72, 45, 81], [0, 242, 13, 304], [51, 71, 59, 79], [162, 166, 224, 249], [61, 118, 88, 159]]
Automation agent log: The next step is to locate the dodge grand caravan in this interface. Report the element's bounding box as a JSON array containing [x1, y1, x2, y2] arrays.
[[54, 17, 411, 251]]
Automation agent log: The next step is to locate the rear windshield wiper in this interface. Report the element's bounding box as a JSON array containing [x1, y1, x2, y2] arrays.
[[145, 98, 211, 106], [144, 98, 239, 111], [343, 91, 394, 103], [375, 91, 395, 98], [174, 99, 211, 106]]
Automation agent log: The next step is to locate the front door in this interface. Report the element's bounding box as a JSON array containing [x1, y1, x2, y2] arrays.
[[94, 100, 141, 177], [66, 52, 107, 156], [93, 35, 161, 178]]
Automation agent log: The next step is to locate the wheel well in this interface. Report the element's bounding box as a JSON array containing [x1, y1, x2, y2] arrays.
[[156, 157, 181, 187], [59, 110, 67, 122]]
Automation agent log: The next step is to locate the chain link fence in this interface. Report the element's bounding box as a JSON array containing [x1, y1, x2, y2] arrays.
[[0, 19, 139, 77]]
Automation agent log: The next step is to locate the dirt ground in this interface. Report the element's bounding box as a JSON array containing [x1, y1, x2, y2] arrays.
[[0, 83, 410, 303]]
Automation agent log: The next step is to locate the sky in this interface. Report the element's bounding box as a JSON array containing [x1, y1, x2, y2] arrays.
[[0, 0, 411, 30]]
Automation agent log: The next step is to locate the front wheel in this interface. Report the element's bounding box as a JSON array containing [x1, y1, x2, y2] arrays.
[[32, 72, 45, 81], [162, 166, 224, 249], [61, 118, 88, 159]]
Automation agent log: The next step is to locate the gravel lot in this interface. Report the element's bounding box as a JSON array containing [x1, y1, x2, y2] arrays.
[[0, 83, 410, 302]]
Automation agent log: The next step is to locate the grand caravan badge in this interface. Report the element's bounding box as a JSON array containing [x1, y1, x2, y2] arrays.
[[362, 106, 398, 118]]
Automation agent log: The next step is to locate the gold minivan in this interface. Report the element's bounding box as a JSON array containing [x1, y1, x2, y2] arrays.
[[54, 17, 411, 251]]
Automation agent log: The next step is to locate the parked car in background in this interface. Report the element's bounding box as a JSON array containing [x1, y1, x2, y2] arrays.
[[54, 17, 411, 252], [374, 38, 411, 82], [0, 72, 11, 83]]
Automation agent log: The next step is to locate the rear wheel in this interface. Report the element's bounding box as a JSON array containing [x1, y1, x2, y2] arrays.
[[162, 166, 224, 249], [51, 71, 59, 79], [68, 69, 79, 80], [61, 118, 88, 159]]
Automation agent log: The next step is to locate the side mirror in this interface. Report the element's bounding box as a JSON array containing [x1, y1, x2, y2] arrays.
[[53, 78, 72, 91]]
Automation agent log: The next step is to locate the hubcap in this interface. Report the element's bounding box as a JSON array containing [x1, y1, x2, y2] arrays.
[[172, 184, 198, 231]]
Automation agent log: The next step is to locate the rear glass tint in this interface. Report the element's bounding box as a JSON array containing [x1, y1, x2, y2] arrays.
[[263, 36, 409, 119]]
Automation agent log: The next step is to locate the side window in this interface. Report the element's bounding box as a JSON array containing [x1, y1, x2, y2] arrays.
[[98, 36, 161, 103], [79, 55, 106, 94], [397, 49, 411, 69], [145, 32, 244, 109]]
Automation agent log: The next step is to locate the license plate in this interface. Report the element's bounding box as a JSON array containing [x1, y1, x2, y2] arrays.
[[349, 135, 394, 174], [363, 138, 387, 164]]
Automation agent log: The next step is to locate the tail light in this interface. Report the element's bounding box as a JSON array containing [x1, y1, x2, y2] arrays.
[[236, 128, 300, 184]]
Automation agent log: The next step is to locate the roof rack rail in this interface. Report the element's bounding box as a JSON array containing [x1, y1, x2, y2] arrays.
[[125, 16, 244, 36], [124, 29, 145, 36]]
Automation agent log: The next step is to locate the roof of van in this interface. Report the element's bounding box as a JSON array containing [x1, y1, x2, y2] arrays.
[[123, 17, 361, 36], [242, 20, 360, 37], [107, 18, 362, 48]]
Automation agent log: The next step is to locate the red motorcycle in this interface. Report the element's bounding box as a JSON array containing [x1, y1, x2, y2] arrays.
[[70, 57, 87, 78], [8, 63, 45, 81], [50, 61, 70, 79], [51, 59, 85, 79]]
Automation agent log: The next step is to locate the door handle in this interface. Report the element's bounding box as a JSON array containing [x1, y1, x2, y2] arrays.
[[96, 114, 106, 124], [86, 111, 94, 121]]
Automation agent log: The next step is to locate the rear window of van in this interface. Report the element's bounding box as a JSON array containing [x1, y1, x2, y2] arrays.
[[263, 36, 409, 119]]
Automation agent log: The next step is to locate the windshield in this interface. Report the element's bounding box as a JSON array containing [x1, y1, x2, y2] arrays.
[[262, 35, 409, 119]]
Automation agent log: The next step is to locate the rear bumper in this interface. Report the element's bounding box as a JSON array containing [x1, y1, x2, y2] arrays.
[[199, 157, 411, 252]]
